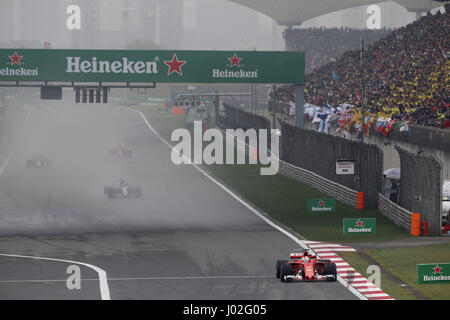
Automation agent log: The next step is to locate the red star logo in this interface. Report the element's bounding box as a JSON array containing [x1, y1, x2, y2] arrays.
[[356, 220, 364, 227], [228, 54, 242, 67], [433, 265, 442, 274], [9, 51, 23, 65], [318, 201, 325, 207], [164, 53, 186, 76]]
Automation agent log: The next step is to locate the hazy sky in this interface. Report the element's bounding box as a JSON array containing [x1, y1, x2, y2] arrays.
[[0, 0, 442, 50]]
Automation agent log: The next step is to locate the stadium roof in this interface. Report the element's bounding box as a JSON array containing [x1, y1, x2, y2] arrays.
[[227, 0, 445, 25]]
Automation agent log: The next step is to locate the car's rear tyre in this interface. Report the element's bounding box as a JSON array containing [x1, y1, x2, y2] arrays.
[[324, 263, 337, 282], [276, 260, 288, 279], [105, 188, 114, 199]]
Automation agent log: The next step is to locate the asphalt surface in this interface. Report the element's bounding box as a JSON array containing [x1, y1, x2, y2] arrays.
[[0, 101, 357, 300]]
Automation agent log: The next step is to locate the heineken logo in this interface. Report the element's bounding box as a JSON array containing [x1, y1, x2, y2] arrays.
[[66, 56, 159, 74], [65, 53, 188, 76], [418, 263, 450, 283], [343, 218, 376, 234], [212, 54, 257, 79], [0, 51, 39, 77], [308, 199, 336, 213]]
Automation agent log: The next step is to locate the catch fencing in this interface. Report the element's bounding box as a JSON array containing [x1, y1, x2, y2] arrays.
[[217, 103, 270, 133], [395, 146, 443, 235], [280, 121, 383, 208]]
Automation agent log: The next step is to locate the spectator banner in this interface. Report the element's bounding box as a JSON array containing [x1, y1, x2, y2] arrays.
[[0, 49, 305, 84], [417, 263, 450, 284], [343, 218, 376, 234], [307, 199, 336, 213]]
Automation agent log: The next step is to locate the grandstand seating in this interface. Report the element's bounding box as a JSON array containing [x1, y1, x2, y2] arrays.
[[275, 3, 450, 134]]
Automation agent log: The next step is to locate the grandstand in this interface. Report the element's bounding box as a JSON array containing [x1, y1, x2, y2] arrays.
[[272, 2, 449, 135], [284, 27, 391, 73]]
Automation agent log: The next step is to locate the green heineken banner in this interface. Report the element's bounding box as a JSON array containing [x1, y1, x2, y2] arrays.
[[343, 218, 376, 234], [307, 199, 336, 213], [0, 49, 305, 84], [417, 263, 450, 284]]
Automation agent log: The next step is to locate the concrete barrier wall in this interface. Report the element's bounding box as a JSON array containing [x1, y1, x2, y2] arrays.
[[378, 193, 412, 232], [280, 160, 359, 208]]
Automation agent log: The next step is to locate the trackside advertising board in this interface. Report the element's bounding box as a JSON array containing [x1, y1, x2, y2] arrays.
[[0, 49, 305, 84], [343, 218, 376, 234], [417, 263, 450, 284], [307, 199, 336, 213]]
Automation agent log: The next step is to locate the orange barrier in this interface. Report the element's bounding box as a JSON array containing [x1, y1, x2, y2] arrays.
[[162, 102, 166, 109], [171, 106, 186, 115], [411, 213, 421, 236], [356, 192, 365, 210]]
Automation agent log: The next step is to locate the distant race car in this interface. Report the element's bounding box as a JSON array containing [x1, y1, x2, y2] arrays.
[[276, 249, 337, 282], [26, 154, 51, 168], [104, 180, 142, 199], [109, 146, 133, 158]]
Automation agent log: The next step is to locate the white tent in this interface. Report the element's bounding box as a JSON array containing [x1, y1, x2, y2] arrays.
[[227, 0, 444, 25]]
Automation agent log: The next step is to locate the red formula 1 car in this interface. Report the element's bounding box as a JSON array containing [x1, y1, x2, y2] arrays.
[[26, 154, 51, 168], [276, 249, 337, 282], [109, 145, 133, 158]]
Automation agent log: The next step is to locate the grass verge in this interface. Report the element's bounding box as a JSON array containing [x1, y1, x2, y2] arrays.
[[339, 251, 418, 300], [363, 243, 450, 300]]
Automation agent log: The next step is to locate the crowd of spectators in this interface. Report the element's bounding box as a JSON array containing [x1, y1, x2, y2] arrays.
[[275, 3, 450, 130]]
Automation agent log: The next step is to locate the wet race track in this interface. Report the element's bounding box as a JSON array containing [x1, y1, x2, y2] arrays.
[[0, 102, 357, 300]]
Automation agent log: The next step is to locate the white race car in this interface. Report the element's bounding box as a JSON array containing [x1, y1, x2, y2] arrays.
[[104, 180, 142, 199]]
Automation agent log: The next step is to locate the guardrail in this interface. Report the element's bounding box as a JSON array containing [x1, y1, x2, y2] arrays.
[[378, 193, 412, 232], [279, 160, 359, 208]]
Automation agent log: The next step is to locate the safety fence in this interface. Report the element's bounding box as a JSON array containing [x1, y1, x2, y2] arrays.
[[218, 103, 270, 132], [279, 160, 359, 208], [378, 193, 412, 232], [280, 121, 383, 208], [395, 146, 443, 235], [369, 124, 450, 153]]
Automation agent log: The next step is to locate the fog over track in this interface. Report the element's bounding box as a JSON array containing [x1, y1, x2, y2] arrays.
[[0, 101, 357, 299]]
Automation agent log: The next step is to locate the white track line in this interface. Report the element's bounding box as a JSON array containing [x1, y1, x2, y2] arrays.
[[130, 108, 368, 301], [0, 253, 110, 300], [0, 148, 16, 175]]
